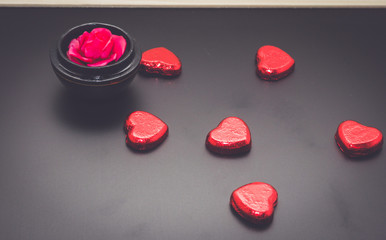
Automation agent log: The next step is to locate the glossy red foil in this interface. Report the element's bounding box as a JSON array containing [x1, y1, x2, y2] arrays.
[[125, 111, 168, 151], [256, 45, 295, 80], [206, 117, 251, 155], [335, 120, 383, 157], [231, 182, 278, 224], [140, 47, 182, 77]]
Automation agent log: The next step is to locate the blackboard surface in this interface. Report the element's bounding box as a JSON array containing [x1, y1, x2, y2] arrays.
[[0, 8, 385, 240]]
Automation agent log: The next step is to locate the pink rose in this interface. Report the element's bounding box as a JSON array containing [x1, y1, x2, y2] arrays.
[[67, 28, 126, 67]]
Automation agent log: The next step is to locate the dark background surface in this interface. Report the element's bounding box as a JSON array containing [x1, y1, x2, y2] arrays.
[[0, 7, 385, 240]]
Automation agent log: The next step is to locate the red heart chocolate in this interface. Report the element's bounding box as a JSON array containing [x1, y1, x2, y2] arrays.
[[125, 111, 168, 151], [231, 182, 278, 225], [256, 45, 295, 80], [140, 47, 182, 77], [335, 120, 383, 157], [206, 117, 251, 155]]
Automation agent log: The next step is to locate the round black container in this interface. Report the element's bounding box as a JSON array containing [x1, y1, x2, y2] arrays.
[[50, 22, 141, 98]]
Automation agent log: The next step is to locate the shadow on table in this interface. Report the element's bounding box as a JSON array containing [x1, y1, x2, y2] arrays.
[[206, 148, 251, 160], [336, 148, 383, 162], [53, 87, 140, 132]]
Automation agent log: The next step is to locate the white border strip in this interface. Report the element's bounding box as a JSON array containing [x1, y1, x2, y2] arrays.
[[0, 0, 386, 8]]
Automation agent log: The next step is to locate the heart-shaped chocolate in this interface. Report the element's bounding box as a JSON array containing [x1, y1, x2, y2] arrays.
[[206, 117, 251, 155], [256, 45, 295, 80], [335, 120, 383, 157], [125, 111, 168, 151], [231, 182, 278, 225], [140, 47, 182, 77]]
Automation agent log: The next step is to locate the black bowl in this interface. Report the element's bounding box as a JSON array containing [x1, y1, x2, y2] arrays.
[[50, 22, 141, 98]]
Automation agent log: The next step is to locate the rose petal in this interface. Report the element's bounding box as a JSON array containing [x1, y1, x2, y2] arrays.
[[89, 28, 113, 59], [67, 51, 83, 65], [82, 28, 113, 59], [100, 36, 113, 59], [67, 41, 94, 63], [82, 39, 106, 59], [112, 35, 126, 61], [68, 38, 80, 51], [81, 33, 95, 53], [91, 28, 112, 42], [68, 51, 93, 63], [87, 53, 117, 67], [77, 31, 90, 46]]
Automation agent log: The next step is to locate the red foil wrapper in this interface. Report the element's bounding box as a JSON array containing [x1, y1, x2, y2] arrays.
[[256, 45, 294, 80], [231, 182, 278, 225], [335, 120, 383, 157], [206, 117, 251, 155], [125, 111, 168, 151], [140, 47, 182, 77]]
